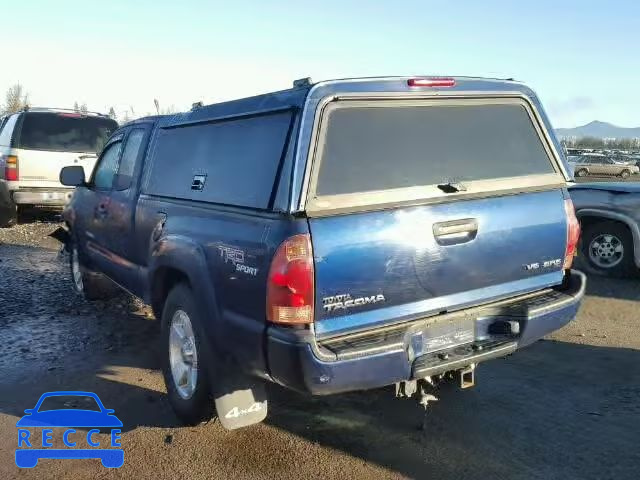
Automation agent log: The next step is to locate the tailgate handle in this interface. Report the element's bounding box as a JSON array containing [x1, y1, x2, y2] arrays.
[[433, 219, 478, 245]]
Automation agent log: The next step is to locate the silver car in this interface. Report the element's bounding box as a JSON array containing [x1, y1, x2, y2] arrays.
[[572, 154, 639, 178], [0, 108, 118, 227]]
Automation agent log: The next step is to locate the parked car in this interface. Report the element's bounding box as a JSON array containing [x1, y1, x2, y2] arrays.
[[0, 107, 118, 227], [565, 148, 584, 156], [59, 76, 586, 430], [572, 154, 639, 178], [570, 182, 640, 277], [624, 154, 640, 168]]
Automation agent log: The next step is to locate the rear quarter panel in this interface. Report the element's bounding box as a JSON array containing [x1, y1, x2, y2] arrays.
[[135, 195, 308, 373]]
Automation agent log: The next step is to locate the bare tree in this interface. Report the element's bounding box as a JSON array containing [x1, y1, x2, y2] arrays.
[[153, 99, 178, 115], [108, 107, 117, 121], [73, 102, 88, 113], [2, 84, 29, 114]]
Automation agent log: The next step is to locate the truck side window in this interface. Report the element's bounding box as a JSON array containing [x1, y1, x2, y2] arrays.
[[0, 114, 18, 146], [92, 140, 122, 190], [145, 111, 293, 209], [114, 129, 145, 191]]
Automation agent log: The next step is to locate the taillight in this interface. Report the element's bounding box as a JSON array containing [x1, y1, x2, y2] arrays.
[[564, 199, 580, 270], [407, 77, 456, 88], [5, 155, 18, 181], [266, 234, 314, 325]]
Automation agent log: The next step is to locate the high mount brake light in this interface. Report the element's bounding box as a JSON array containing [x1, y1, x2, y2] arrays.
[[266, 234, 314, 325], [407, 78, 456, 88], [564, 199, 580, 270]]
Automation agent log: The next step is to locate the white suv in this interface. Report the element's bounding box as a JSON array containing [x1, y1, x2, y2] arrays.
[[0, 108, 118, 227]]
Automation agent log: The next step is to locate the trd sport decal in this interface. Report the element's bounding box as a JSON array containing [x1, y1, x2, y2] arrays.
[[218, 244, 258, 276]]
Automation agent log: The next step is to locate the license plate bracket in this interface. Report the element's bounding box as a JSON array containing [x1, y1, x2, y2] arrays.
[[422, 317, 475, 353]]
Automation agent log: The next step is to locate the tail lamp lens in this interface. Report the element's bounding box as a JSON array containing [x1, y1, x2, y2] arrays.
[[267, 234, 314, 325], [564, 199, 581, 270], [5, 155, 18, 181]]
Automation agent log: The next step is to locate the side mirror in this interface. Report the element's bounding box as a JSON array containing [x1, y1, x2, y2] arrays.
[[60, 166, 86, 187], [23, 409, 34, 415]]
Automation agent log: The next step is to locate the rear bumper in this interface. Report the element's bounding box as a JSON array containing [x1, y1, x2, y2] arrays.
[[266, 270, 586, 395], [11, 188, 73, 206]]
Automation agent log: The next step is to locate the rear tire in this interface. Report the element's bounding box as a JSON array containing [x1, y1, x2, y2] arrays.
[[0, 205, 17, 228], [580, 221, 637, 278], [161, 283, 215, 425], [69, 243, 118, 300], [15, 205, 31, 224]]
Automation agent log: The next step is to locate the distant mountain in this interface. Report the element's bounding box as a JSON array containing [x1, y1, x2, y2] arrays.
[[556, 121, 640, 139]]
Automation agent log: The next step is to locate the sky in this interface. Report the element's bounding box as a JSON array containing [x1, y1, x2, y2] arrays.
[[2, 0, 639, 128]]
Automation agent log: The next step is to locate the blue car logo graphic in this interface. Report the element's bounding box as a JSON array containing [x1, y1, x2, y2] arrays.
[[15, 391, 123, 468]]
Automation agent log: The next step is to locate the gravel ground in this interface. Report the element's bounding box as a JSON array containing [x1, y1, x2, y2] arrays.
[[0, 217, 639, 480]]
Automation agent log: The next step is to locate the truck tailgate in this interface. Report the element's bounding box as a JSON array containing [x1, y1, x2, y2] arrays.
[[309, 189, 567, 338]]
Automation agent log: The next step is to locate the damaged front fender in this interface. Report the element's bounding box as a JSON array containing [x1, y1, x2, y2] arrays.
[[49, 226, 72, 252]]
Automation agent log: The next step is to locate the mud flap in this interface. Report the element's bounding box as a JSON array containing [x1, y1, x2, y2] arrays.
[[214, 373, 268, 430]]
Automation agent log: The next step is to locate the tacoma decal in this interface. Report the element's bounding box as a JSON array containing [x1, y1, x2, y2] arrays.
[[322, 293, 386, 313]]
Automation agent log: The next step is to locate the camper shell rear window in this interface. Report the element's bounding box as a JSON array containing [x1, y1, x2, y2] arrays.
[[315, 100, 555, 196], [305, 97, 563, 214]]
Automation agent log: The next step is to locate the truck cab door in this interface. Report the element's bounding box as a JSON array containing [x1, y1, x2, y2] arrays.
[[97, 126, 150, 295], [73, 133, 125, 276]]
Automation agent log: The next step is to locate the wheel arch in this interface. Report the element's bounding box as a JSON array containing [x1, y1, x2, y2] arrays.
[[150, 266, 191, 319], [576, 209, 640, 267], [148, 235, 222, 336]]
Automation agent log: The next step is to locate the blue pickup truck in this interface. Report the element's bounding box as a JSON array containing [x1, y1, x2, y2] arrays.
[[60, 76, 586, 429]]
